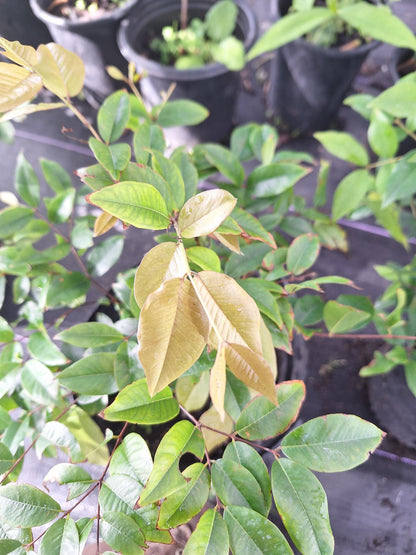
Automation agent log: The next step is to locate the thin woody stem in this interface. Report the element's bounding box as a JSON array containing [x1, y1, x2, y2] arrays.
[[314, 332, 416, 340]]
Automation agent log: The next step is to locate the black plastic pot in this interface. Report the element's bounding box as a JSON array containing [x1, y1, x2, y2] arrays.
[[29, 0, 139, 101], [271, 0, 378, 134], [117, 0, 257, 144]]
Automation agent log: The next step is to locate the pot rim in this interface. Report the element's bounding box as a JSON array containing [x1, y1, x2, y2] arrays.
[[29, 0, 138, 30], [117, 0, 258, 81]]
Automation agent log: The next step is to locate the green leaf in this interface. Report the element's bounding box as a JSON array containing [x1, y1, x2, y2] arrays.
[[0, 318, 13, 344], [0, 443, 14, 474], [367, 192, 408, 247], [109, 433, 152, 486], [313, 221, 348, 252], [332, 169, 374, 221], [98, 90, 130, 143], [0, 120, 14, 143], [156, 99, 209, 127], [40, 158, 72, 192], [314, 131, 369, 166], [14, 152, 39, 207], [21, 360, 59, 405], [56, 322, 124, 348], [27, 331, 67, 366], [151, 151, 186, 211], [58, 353, 117, 395], [178, 189, 237, 238], [225, 243, 272, 278], [382, 155, 416, 207], [286, 234, 320, 275], [101, 511, 145, 555], [247, 163, 308, 198], [0, 539, 22, 553], [99, 474, 143, 515], [158, 463, 210, 528], [44, 188, 76, 223], [36, 421, 83, 463], [0, 484, 61, 527], [121, 163, 173, 212], [206, 0, 237, 41], [224, 505, 293, 555], [200, 144, 245, 186], [281, 414, 384, 472], [38, 517, 79, 555], [294, 295, 324, 326], [104, 378, 179, 424], [87, 235, 124, 277], [211, 459, 268, 516], [368, 109, 398, 158], [87, 181, 171, 230], [338, 2, 416, 50], [271, 459, 333, 555], [323, 300, 372, 334], [247, 7, 332, 59], [213, 36, 245, 71], [76, 518, 94, 553], [186, 246, 221, 272], [236, 381, 305, 440], [171, 149, 199, 201], [115, 340, 144, 389], [88, 138, 131, 180], [370, 81, 416, 119], [223, 442, 271, 514], [224, 371, 251, 421], [43, 463, 92, 501], [183, 509, 229, 555], [237, 278, 282, 328], [0, 206, 34, 239], [46, 272, 90, 309], [232, 207, 276, 247], [76, 162, 114, 190], [139, 421, 204, 506]]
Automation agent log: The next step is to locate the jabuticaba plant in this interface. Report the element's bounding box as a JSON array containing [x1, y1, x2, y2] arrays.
[[0, 38, 385, 554]]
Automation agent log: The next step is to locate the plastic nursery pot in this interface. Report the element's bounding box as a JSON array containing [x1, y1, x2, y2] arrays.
[[271, 0, 378, 134], [117, 0, 257, 144], [28, 0, 139, 102]]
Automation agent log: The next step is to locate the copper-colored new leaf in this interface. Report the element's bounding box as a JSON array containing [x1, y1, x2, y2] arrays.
[[210, 343, 227, 421], [213, 232, 241, 254], [0, 63, 42, 112], [200, 406, 234, 453], [93, 212, 118, 237], [225, 342, 277, 404], [0, 38, 38, 67], [35, 44, 84, 98], [134, 242, 189, 309], [192, 271, 262, 354], [138, 278, 209, 396]]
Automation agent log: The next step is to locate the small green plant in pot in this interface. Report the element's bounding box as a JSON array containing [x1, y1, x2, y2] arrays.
[[246, 0, 416, 133], [0, 38, 385, 554]]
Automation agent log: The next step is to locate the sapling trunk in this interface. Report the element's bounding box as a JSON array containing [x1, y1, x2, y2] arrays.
[[180, 0, 188, 30]]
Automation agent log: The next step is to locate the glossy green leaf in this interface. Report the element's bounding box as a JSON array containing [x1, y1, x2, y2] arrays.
[[114, 340, 144, 390], [43, 463, 92, 501], [237, 278, 282, 328], [171, 149, 199, 201], [0, 538, 22, 553], [236, 381, 305, 440], [281, 414, 384, 472], [104, 378, 179, 424], [339, 2, 416, 50], [212, 458, 268, 516], [99, 474, 143, 515], [178, 189, 237, 238], [98, 90, 130, 143], [101, 511, 145, 554], [224, 371, 251, 421], [38, 517, 79, 555], [27, 331, 67, 366], [370, 80, 416, 119], [87, 181, 171, 230], [186, 246, 221, 272], [0, 318, 13, 344], [382, 155, 416, 207], [223, 442, 271, 514], [332, 169, 374, 221], [313, 221, 349, 252], [21, 360, 59, 405], [294, 295, 324, 326], [206, 0, 237, 41], [76, 162, 114, 190], [46, 272, 90, 309], [158, 463, 209, 528], [0, 443, 14, 474], [139, 421, 204, 506], [183, 509, 229, 555], [14, 152, 39, 207], [224, 505, 293, 555], [200, 143, 244, 186], [122, 163, 174, 212], [151, 150, 185, 210], [314, 131, 369, 166], [232, 207, 276, 247], [247, 162, 308, 198], [0, 484, 61, 527], [44, 188, 75, 223], [40, 158, 72, 192], [368, 109, 398, 158], [36, 421, 83, 463], [109, 433, 152, 486], [271, 459, 333, 555], [56, 322, 124, 348], [76, 518, 94, 553], [248, 7, 332, 58], [286, 234, 320, 275], [156, 99, 209, 127], [89, 138, 131, 180], [367, 192, 407, 247], [87, 234, 124, 277], [323, 300, 371, 334], [0, 206, 34, 239], [58, 353, 117, 395], [225, 243, 272, 278], [213, 36, 245, 71]]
